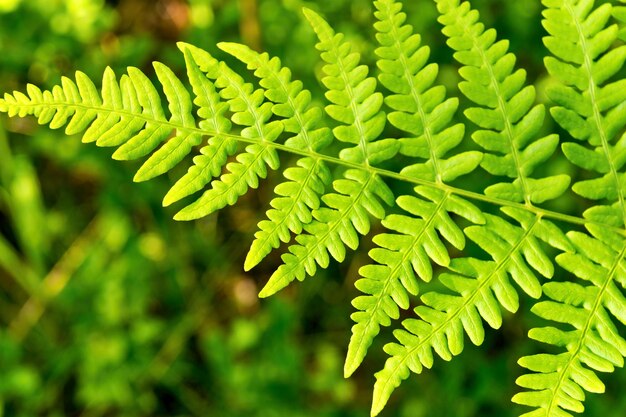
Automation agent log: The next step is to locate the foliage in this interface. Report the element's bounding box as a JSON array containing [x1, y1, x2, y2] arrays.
[[3, 0, 626, 417]]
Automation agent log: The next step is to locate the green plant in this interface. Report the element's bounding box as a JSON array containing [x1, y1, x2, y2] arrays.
[[2, 0, 626, 416]]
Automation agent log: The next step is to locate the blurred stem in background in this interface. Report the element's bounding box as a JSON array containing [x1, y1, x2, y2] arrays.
[[8, 214, 111, 342], [239, 0, 261, 51]]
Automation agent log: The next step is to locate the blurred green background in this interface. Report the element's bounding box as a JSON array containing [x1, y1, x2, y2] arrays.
[[0, 0, 625, 416]]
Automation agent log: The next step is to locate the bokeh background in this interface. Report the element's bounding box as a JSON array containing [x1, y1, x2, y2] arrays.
[[0, 0, 625, 416]]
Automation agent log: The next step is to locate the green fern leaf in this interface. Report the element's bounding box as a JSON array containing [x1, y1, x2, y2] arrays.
[[515, 1, 626, 415], [544, 0, 626, 227], [246, 157, 332, 270], [1, 67, 178, 168], [111, 67, 173, 161], [5, 1, 626, 416], [0, 45, 278, 224], [372, 0, 575, 413], [162, 49, 236, 207], [89, 71, 144, 147], [259, 168, 394, 297], [614, 1, 626, 42], [258, 9, 395, 297], [133, 62, 202, 182], [514, 231, 626, 417], [345, 187, 485, 378], [174, 44, 283, 220], [438, 0, 569, 204], [217, 42, 334, 270], [344, 0, 484, 378], [304, 8, 388, 164], [372, 208, 572, 417]]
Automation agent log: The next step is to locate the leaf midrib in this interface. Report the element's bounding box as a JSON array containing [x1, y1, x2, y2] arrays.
[[1, 98, 613, 232]]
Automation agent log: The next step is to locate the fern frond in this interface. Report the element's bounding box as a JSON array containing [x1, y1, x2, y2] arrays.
[[515, 1, 626, 415], [372, 0, 576, 413], [434, 0, 571, 290], [0, 45, 282, 224], [132, 62, 202, 181], [304, 8, 389, 165], [372, 208, 572, 416], [514, 231, 626, 417], [345, 186, 484, 378], [344, 0, 484, 378], [245, 157, 331, 270], [259, 168, 394, 297], [5, 1, 626, 416], [217, 42, 334, 270], [258, 9, 395, 297], [0, 65, 200, 182], [174, 44, 283, 220], [162, 49, 236, 207], [111, 67, 183, 163], [437, 0, 569, 204], [543, 0, 626, 227]]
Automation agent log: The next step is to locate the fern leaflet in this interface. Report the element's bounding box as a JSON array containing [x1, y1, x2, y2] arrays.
[[258, 8, 395, 297], [514, 1, 626, 416], [173, 45, 283, 220], [162, 49, 236, 207], [217, 42, 333, 271], [344, 0, 484, 379], [372, 0, 573, 414]]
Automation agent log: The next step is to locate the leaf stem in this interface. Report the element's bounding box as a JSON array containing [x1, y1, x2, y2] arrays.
[[1, 99, 616, 234]]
